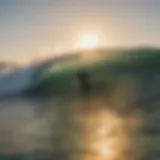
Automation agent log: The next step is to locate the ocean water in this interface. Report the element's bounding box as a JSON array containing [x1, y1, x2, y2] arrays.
[[0, 50, 160, 160], [0, 76, 159, 160]]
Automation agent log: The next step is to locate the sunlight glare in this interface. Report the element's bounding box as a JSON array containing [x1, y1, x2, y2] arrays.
[[100, 146, 113, 157], [76, 33, 101, 50]]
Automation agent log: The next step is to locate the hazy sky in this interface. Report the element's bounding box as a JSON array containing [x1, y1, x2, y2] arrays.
[[0, 0, 160, 62]]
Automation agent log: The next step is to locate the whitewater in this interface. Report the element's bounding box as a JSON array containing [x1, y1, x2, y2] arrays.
[[0, 54, 77, 97]]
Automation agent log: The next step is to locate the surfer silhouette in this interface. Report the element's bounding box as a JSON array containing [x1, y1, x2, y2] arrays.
[[77, 70, 91, 98]]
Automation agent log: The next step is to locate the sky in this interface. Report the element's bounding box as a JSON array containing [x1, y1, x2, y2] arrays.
[[0, 0, 160, 63]]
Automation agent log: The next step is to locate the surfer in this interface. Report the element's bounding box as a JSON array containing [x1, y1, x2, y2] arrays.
[[77, 70, 91, 98]]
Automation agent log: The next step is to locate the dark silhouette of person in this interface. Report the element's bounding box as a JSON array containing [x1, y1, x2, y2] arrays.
[[77, 70, 91, 98]]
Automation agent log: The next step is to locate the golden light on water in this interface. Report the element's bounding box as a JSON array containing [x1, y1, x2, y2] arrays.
[[69, 97, 143, 160]]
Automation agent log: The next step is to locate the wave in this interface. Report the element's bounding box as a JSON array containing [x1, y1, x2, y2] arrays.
[[0, 48, 160, 97], [0, 54, 79, 97], [32, 48, 160, 95]]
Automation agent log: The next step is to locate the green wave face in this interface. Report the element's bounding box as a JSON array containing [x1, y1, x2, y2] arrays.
[[33, 48, 160, 95]]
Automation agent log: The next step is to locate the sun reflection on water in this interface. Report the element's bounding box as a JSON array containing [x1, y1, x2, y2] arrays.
[[70, 98, 142, 160]]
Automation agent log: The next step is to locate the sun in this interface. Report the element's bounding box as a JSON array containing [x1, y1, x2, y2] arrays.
[[77, 33, 101, 50]]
